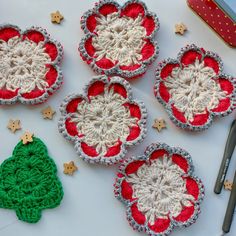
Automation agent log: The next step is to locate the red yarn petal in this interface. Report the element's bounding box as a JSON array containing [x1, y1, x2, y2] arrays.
[[86, 14, 98, 33], [45, 65, 58, 87], [88, 80, 105, 97], [148, 217, 171, 233], [21, 90, 45, 100], [65, 118, 78, 136], [105, 141, 122, 157], [189, 112, 210, 126], [125, 160, 146, 175], [173, 205, 195, 223], [95, 58, 115, 70], [0, 27, 20, 41], [171, 105, 187, 124], [98, 3, 118, 16], [23, 30, 45, 44], [142, 15, 156, 36], [160, 63, 180, 79], [203, 56, 220, 74], [126, 126, 141, 141], [141, 39, 155, 61], [109, 83, 127, 98], [121, 180, 133, 201], [150, 149, 169, 161], [44, 42, 59, 61], [180, 50, 202, 66], [84, 37, 96, 57], [211, 98, 231, 113], [172, 154, 189, 173], [0, 89, 18, 100], [121, 2, 145, 18], [218, 78, 234, 95], [81, 142, 98, 157], [119, 64, 141, 71], [158, 82, 170, 103], [123, 103, 142, 119], [66, 97, 84, 113], [130, 203, 146, 225], [185, 177, 200, 200]]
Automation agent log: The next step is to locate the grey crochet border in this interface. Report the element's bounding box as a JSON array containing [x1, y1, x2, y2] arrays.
[[154, 44, 236, 131], [0, 24, 63, 105], [58, 75, 147, 165], [79, 0, 160, 79], [114, 142, 205, 236]]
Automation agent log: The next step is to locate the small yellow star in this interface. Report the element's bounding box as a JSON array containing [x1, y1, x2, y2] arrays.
[[63, 161, 78, 176], [175, 23, 188, 35], [20, 132, 34, 145], [152, 119, 166, 132], [41, 106, 56, 120], [51, 11, 64, 24], [7, 119, 21, 133], [224, 180, 233, 191]]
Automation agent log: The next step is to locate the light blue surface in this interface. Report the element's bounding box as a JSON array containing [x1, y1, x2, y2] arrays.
[[224, 0, 236, 12], [0, 0, 236, 236]]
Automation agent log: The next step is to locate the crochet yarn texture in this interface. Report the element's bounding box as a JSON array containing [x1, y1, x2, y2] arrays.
[[0, 137, 63, 223], [79, 0, 159, 79], [0, 24, 63, 105], [154, 44, 236, 131], [114, 143, 204, 236]]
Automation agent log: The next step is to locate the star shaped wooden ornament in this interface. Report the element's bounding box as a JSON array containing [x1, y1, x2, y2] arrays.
[[51, 11, 64, 24], [20, 132, 34, 145], [224, 180, 233, 191], [7, 119, 21, 133], [41, 106, 56, 120], [175, 23, 187, 35], [152, 119, 166, 132], [63, 161, 78, 175]]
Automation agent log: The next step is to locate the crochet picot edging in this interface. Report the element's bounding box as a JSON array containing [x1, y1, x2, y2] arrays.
[[0, 24, 63, 105], [58, 75, 147, 165], [79, 0, 159, 79], [114, 143, 204, 236], [154, 44, 236, 131]]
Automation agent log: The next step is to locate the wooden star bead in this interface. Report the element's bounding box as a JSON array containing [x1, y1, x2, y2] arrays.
[[224, 180, 233, 191], [63, 161, 78, 176], [41, 106, 56, 120], [7, 119, 21, 133], [175, 23, 188, 35], [20, 132, 34, 145], [51, 11, 64, 24], [152, 119, 166, 132]]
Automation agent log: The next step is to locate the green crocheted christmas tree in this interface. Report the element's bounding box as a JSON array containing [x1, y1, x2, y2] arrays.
[[0, 137, 63, 223]]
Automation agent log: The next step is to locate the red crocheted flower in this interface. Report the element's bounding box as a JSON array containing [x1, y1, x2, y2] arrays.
[[79, 0, 159, 79], [0, 24, 63, 105], [154, 44, 236, 131], [58, 75, 147, 164], [114, 143, 204, 236]]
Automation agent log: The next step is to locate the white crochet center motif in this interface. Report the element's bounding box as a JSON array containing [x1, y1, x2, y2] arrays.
[[71, 87, 137, 156], [127, 155, 194, 224], [0, 36, 50, 93], [164, 59, 226, 122], [92, 13, 146, 66]]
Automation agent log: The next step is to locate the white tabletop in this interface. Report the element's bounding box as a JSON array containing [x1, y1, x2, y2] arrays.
[[0, 0, 236, 235]]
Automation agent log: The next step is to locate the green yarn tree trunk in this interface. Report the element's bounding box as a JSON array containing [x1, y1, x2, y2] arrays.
[[0, 137, 63, 223]]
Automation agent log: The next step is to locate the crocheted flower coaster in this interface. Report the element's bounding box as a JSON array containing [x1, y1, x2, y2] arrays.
[[58, 75, 147, 164], [79, 0, 159, 79], [0, 24, 63, 105], [114, 143, 204, 236], [154, 44, 236, 131], [0, 137, 63, 223]]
